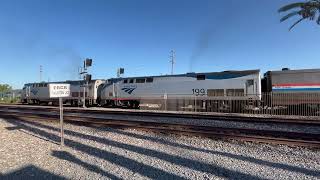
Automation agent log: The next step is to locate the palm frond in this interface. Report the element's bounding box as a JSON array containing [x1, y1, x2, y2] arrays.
[[280, 10, 303, 22], [289, 17, 306, 30], [278, 2, 305, 13]]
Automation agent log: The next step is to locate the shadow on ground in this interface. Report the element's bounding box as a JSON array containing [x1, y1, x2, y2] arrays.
[[0, 165, 66, 180], [2, 116, 319, 179]]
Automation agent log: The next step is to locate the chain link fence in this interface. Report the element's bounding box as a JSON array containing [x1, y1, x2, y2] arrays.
[[136, 92, 320, 117]]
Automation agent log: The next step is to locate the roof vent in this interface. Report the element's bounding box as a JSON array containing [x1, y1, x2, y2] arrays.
[[282, 68, 290, 71]]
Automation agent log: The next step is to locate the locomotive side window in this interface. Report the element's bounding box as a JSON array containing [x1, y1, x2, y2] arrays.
[[129, 79, 134, 83], [234, 89, 244, 96], [226, 89, 244, 96], [226, 89, 233, 96], [136, 78, 146, 83], [146, 78, 153, 83], [207, 89, 224, 96], [123, 79, 128, 83], [197, 75, 206, 80]]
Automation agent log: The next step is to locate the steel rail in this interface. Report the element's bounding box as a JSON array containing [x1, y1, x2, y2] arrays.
[[0, 110, 319, 148], [1, 104, 320, 126]]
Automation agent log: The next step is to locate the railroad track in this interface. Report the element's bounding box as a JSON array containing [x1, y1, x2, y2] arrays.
[[0, 106, 319, 148], [1, 104, 320, 126]]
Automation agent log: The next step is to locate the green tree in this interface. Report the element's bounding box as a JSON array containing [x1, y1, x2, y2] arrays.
[[279, 1, 320, 30], [0, 84, 12, 93]]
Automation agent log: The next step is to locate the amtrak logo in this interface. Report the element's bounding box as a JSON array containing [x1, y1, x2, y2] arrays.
[[121, 87, 136, 94], [31, 89, 39, 95]]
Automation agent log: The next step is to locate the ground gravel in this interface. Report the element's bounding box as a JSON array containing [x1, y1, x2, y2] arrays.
[[0, 117, 319, 180]]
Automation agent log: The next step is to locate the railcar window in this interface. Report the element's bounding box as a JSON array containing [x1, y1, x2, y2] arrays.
[[123, 79, 128, 83], [39, 84, 43, 87], [129, 79, 134, 83], [197, 75, 206, 80], [146, 78, 153, 83], [136, 78, 146, 83], [207, 89, 224, 96]]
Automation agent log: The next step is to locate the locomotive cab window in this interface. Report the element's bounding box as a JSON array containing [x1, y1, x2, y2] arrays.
[[146, 78, 153, 83], [129, 79, 134, 83], [196, 75, 206, 80], [123, 79, 128, 83], [246, 79, 254, 86]]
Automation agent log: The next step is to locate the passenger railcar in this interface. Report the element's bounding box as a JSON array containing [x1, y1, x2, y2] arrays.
[[263, 68, 320, 106]]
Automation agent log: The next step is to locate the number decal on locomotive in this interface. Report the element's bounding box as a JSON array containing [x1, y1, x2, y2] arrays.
[[192, 89, 206, 96]]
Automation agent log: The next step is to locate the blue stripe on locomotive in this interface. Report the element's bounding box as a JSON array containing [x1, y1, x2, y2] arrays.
[[186, 72, 249, 80]]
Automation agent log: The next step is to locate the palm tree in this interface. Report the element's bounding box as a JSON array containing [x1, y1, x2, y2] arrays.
[[279, 0, 320, 30]]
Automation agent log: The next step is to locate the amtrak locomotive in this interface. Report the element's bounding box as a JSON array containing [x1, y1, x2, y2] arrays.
[[21, 80, 105, 106], [98, 70, 261, 109]]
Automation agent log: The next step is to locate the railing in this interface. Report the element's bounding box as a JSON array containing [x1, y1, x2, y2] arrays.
[[135, 92, 320, 117]]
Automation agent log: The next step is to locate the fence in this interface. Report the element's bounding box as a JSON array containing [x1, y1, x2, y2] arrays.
[[135, 92, 320, 117], [0, 91, 21, 104]]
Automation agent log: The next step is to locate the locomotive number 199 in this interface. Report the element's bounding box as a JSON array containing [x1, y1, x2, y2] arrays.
[[192, 88, 206, 96]]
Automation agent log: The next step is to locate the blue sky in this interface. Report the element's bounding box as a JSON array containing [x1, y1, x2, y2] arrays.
[[0, 0, 319, 89]]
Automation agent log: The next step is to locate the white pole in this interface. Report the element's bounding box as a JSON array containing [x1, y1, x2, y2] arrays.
[[59, 97, 64, 146], [83, 84, 86, 108], [164, 93, 168, 111]]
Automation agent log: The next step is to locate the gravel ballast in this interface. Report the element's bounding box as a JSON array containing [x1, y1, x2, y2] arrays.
[[3, 109, 320, 134], [0, 117, 319, 179]]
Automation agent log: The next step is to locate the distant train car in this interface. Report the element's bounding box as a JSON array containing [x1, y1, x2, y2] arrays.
[[21, 80, 105, 106], [98, 70, 261, 110], [263, 68, 320, 106]]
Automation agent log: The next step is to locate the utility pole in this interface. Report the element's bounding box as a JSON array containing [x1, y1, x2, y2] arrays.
[[169, 50, 175, 75], [40, 65, 43, 82]]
